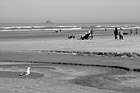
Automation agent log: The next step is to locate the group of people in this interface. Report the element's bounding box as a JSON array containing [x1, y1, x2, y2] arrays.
[[79, 29, 94, 40], [75, 27, 138, 41], [114, 27, 124, 40], [130, 28, 138, 35]]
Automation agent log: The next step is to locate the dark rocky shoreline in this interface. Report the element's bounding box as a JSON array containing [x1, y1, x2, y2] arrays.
[[41, 50, 140, 58], [1, 50, 140, 72], [0, 58, 140, 73]]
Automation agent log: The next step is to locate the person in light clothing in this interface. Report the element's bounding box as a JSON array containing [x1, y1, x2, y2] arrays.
[[88, 28, 94, 40], [119, 28, 124, 40]]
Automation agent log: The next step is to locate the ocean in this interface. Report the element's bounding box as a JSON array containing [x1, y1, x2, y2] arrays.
[[0, 23, 140, 32]]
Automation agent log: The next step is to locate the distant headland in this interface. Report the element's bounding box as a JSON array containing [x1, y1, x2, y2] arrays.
[[46, 20, 53, 24]]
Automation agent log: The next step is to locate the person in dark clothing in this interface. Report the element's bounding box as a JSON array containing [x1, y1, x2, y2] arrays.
[[114, 27, 118, 40], [79, 32, 90, 40]]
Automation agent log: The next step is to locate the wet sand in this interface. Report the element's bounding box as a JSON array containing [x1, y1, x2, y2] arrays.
[[0, 30, 140, 93], [0, 62, 140, 93]]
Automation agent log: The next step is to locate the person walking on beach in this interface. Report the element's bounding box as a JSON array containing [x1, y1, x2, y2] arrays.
[[119, 28, 124, 40], [114, 27, 118, 40]]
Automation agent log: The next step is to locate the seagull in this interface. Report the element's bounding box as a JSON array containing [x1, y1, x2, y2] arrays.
[[19, 67, 31, 79]]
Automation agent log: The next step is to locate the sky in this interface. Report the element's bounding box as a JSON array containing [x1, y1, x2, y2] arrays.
[[0, 0, 140, 23]]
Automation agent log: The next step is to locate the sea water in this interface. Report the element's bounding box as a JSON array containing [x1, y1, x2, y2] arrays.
[[0, 23, 140, 32]]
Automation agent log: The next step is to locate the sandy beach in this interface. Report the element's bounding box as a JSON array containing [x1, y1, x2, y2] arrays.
[[1, 0, 140, 92], [0, 35, 140, 52], [0, 29, 140, 93]]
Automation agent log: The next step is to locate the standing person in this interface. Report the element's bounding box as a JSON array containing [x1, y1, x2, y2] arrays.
[[114, 27, 118, 40], [130, 28, 133, 35], [119, 28, 124, 40], [135, 28, 137, 34]]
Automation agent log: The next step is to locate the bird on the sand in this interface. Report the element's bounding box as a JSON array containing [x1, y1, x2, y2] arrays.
[[19, 67, 31, 79]]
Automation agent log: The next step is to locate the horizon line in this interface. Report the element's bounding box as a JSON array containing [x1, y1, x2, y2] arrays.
[[0, 21, 140, 24]]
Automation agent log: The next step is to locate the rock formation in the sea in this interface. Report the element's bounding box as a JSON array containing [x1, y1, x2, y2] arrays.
[[46, 20, 53, 24]]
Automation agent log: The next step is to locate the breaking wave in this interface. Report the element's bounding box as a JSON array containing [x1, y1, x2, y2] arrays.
[[0, 23, 140, 32]]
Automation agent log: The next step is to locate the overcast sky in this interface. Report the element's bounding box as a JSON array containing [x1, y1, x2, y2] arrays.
[[0, 0, 140, 23]]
